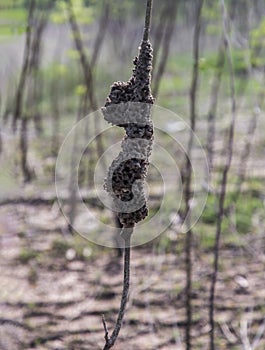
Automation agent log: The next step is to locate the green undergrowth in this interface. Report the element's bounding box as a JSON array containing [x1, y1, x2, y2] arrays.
[[152, 176, 264, 253], [50, 235, 96, 261], [201, 179, 264, 237]]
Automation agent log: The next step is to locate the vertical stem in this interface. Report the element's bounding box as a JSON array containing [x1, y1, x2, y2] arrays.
[[152, 0, 178, 98], [20, 117, 32, 183], [13, 0, 36, 131], [209, 1, 237, 349], [206, 36, 226, 180], [184, 1, 204, 349], [143, 0, 153, 41], [66, 0, 97, 110], [206, 1, 236, 182], [152, 3, 168, 71], [91, 0, 110, 68], [102, 228, 133, 350], [235, 70, 265, 196]]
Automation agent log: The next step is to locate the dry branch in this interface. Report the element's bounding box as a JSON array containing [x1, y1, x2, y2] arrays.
[[101, 1, 154, 348], [184, 1, 204, 349], [12, 0, 36, 131], [209, 1, 237, 349]]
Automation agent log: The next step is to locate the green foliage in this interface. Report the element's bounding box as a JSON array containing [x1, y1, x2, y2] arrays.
[[250, 17, 265, 49], [18, 248, 38, 264], [75, 84, 86, 96], [250, 17, 265, 69], [198, 56, 218, 72], [197, 223, 216, 249], [203, 1, 222, 37], [23, 0, 54, 10], [201, 193, 217, 225], [51, 0, 94, 25], [201, 188, 264, 235], [230, 49, 248, 75], [50, 237, 94, 260], [0, 8, 27, 38], [50, 238, 71, 257], [40, 62, 82, 113]]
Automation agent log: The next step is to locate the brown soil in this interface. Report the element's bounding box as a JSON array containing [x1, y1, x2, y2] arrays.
[[0, 203, 265, 350]]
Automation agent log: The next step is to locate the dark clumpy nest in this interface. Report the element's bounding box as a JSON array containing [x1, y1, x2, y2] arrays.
[[102, 40, 154, 228]]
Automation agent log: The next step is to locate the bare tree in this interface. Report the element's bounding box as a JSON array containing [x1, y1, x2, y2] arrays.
[[206, 36, 226, 181], [209, 1, 237, 349], [91, 0, 110, 68], [183, 1, 204, 349], [29, 2, 54, 135], [14, 0, 37, 183], [13, 0, 36, 132], [152, 0, 178, 98], [205, 0, 237, 182], [66, 0, 108, 230], [151, 3, 169, 72], [235, 79, 264, 196], [12, 0, 54, 182]]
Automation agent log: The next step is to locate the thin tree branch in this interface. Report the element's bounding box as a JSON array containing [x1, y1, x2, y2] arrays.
[[184, 1, 204, 349], [152, 0, 178, 98], [152, 3, 169, 72], [209, 1, 237, 349], [206, 35, 226, 180], [205, 0, 243, 177], [29, 1, 54, 135], [235, 72, 265, 196], [102, 228, 133, 350], [13, 0, 36, 131], [66, 0, 97, 110], [91, 0, 110, 68], [143, 0, 153, 41]]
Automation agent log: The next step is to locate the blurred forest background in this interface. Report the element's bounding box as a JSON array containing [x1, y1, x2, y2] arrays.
[[0, 0, 265, 349]]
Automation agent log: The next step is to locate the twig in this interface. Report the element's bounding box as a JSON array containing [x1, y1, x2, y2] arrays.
[[102, 228, 133, 350], [143, 0, 153, 41], [152, 3, 168, 71], [12, 0, 36, 131], [66, 0, 97, 110], [184, 1, 204, 349], [206, 1, 237, 182], [209, 1, 237, 349], [252, 317, 265, 349], [102, 314, 109, 342], [152, 0, 178, 98], [206, 35, 226, 181], [91, 0, 110, 68], [102, 1, 153, 348], [235, 75, 265, 196]]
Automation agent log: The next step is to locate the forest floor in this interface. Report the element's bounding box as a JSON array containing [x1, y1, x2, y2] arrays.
[[0, 203, 265, 350]]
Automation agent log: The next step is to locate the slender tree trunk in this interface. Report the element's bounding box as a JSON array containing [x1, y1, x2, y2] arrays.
[[103, 230, 132, 350], [67, 93, 85, 232], [235, 77, 265, 195], [19, 117, 33, 183], [209, 1, 237, 349], [66, 0, 97, 110], [50, 85, 60, 158], [184, 1, 204, 349], [66, 0, 108, 229], [29, 9, 52, 135], [91, 0, 110, 68], [67, 0, 105, 165], [206, 37, 226, 181], [152, 3, 169, 72], [102, 1, 153, 348], [152, 0, 178, 98], [13, 0, 36, 131]]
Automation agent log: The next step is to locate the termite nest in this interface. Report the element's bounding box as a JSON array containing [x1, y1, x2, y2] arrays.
[[102, 40, 154, 228]]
